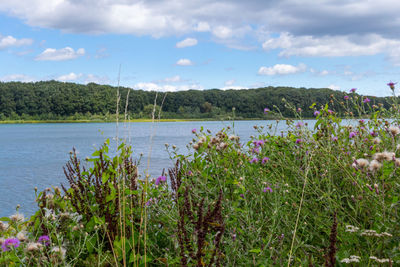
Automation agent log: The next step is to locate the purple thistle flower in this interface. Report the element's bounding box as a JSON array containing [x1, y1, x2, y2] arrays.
[[155, 175, 167, 186], [2, 238, 20, 252], [250, 158, 259, 163], [262, 157, 270, 164], [38, 235, 50, 246], [331, 136, 338, 142], [191, 128, 196, 134], [387, 82, 397, 90], [370, 131, 377, 137], [363, 97, 371, 103], [313, 110, 320, 116], [295, 122, 303, 128], [145, 198, 152, 206], [344, 95, 349, 100], [350, 88, 357, 93], [264, 107, 270, 114], [252, 148, 260, 154], [295, 139, 302, 144], [327, 109, 333, 114], [256, 140, 265, 146], [349, 132, 357, 138], [263, 187, 273, 193]]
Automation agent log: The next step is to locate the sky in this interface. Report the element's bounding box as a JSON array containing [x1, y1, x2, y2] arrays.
[[0, 0, 399, 96]]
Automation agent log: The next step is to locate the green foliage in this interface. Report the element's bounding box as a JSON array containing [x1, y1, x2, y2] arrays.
[[0, 80, 394, 121]]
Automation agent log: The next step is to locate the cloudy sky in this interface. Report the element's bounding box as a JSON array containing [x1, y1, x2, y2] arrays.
[[0, 0, 399, 96]]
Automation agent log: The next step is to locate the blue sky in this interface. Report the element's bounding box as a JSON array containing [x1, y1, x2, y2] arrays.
[[0, 0, 399, 96]]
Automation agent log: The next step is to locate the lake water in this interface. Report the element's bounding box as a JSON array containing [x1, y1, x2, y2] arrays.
[[0, 120, 316, 217]]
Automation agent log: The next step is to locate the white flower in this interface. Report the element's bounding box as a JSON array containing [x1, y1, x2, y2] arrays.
[[345, 225, 359, 233], [389, 125, 400, 135], [10, 213, 24, 222], [0, 221, 9, 231], [51, 246, 67, 259], [341, 255, 361, 263], [353, 158, 369, 168], [370, 256, 390, 263], [17, 231, 27, 241], [26, 242, 42, 252], [368, 160, 382, 172]]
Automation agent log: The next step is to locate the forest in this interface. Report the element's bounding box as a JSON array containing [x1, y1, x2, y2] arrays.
[[0, 80, 391, 121]]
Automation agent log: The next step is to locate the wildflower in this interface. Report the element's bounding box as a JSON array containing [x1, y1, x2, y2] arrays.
[[374, 183, 379, 194], [295, 122, 303, 128], [366, 184, 374, 191], [352, 158, 369, 169], [295, 139, 302, 144], [331, 136, 338, 142], [327, 109, 333, 114], [192, 143, 200, 150], [2, 238, 20, 251], [38, 235, 50, 246], [373, 137, 381, 144], [10, 213, 24, 222], [313, 110, 320, 116], [26, 242, 42, 252], [264, 107, 270, 114], [389, 125, 400, 135], [155, 175, 167, 186], [263, 187, 273, 193], [382, 151, 395, 161], [252, 148, 260, 154], [341, 255, 361, 263], [344, 95, 349, 100], [191, 128, 196, 134], [262, 157, 269, 164], [16, 231, 27, 241], [350, 88, 357, 93], [250, 158, 259, 163], [387, 81, 397, 90], [145, 198, 153, 206], [370, 256, 390, 263], [51, 246, 67, 259], [349, 132, 357, 138], [0, 221, 8, 231], [345, 225, 359, 233], [363, 97, 371, 103]]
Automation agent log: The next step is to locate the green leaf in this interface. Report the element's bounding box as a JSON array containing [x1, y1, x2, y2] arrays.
[[249, 248, 262, 253]]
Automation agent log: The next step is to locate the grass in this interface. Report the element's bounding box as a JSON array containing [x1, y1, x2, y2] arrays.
[[1, 85, 400, 266]]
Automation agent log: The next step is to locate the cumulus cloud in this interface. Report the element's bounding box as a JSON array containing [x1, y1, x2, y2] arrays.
[[224, 79, 236, 86], [176, 38, 198, 48], [35, 47, 85, 61], [258, 63, 307, 75], [163, 75, 181, 83], [57, 72, 82, 82], [262, 32, 400, 59], [328, 84, 341, 91], [0, 34, 32, 49], [133, 82, 203, 92], [176, 58, 193, 66], [0, 74, 35, 82]]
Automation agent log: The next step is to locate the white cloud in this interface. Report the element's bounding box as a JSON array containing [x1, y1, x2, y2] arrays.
[[195, 22, 211, 32], [224, 79, 236, 86], [163, 75, 181, 83], [176, 38, 198, 48], [176, 58, 193, 66], [0, 34, 32, 49], [35, 47, 85, 61], [328, 84, 341, 91], [262, 32, 400, 60], [258, 63, 307, 75], [0, 74, 35, 82], [133, 82, 203, 92], [84, 74, 109, 84], [57, 72, 82, 82], [310, 68, 329, 76], [221, 85, 248, 90], [212, 26, 233, 39]]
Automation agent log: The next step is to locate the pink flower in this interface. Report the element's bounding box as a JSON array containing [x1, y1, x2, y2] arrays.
[[155, 175, 167, 185], [314, 110, 320, 116], [387, 82, 397, 90], [363, 97, 370, 103], [262, 157, 270, 164], [296, 139, 302, 144], [2, 238, 20, 252], [349, 132, 357, 138], [250, 158, 259, 163], [350, 88, 357, 93], [264, 107, 270, 114], [344, 95, 349, 100], [263, 187, 273, 193], [191, 128, 197, 134]]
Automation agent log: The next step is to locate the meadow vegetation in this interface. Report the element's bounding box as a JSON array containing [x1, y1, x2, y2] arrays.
[[1, 84, 400, 266]]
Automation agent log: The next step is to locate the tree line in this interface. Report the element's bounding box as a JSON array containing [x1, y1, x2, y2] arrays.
[[0, 80, 392, 121]]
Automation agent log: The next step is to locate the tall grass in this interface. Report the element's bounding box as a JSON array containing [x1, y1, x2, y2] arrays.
[[2, 84, 400, 265]]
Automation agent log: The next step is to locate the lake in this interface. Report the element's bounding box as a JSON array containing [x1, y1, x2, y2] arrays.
[[0, 120, 316, 217]]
